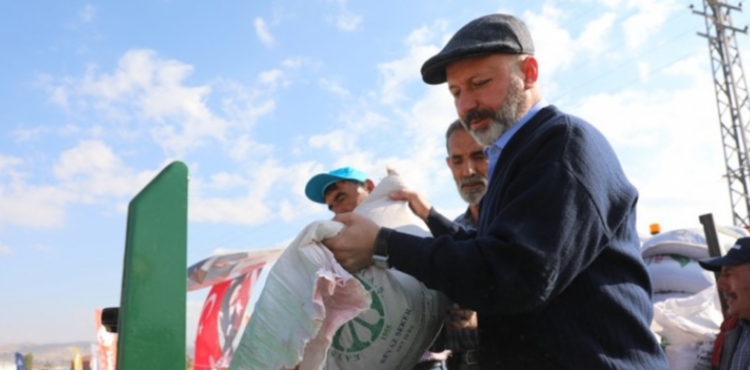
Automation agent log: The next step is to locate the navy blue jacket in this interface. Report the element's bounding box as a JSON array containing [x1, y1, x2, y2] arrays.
[[385, 106, 668, 369]]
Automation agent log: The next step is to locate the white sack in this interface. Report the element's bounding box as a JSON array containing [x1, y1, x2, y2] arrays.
[[652, 287, 722, 370], [642, 227, 748, 260], [229, 221, 371, 370], [645, 254, 716, 294], [653, 292, 693, 304], [230, 169, 447, 370], [663, 340, 714, 370]]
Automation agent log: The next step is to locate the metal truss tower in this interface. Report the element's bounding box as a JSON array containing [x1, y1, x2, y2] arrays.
[[693, 0, 750, 226]]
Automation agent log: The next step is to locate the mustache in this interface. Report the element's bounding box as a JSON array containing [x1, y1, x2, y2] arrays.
[[462, 108, 497, 128], [458, 174, 487, 187]]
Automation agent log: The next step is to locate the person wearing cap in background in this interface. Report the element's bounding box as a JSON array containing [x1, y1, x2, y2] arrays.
[[699, 237, 750, 370], [305, 167, 450, 370], [304, 167, 375, 214], [323, 13, 668, 369]]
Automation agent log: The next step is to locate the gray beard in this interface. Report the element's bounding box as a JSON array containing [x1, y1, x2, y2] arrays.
[[461, 75, 526, 146], [456, 174, 487, 205]]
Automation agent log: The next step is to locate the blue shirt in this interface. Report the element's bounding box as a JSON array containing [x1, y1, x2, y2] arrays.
[[486, 99, 548, 179]]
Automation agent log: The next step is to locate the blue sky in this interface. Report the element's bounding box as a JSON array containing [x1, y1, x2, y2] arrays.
[[0, 0, 745, 346]]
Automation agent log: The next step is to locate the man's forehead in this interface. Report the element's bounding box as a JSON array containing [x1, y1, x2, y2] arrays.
[[323, 181, 344, 196], [448, 131, 484, 153], [446, 54, 511, 82], [721, 265, 743, 273]]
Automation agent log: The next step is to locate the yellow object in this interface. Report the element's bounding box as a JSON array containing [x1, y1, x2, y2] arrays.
[[71, 353, 83, 370], [649, 223, 661, 235]]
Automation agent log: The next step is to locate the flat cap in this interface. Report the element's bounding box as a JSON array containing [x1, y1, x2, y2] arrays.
[[421, 14, 534, 85]]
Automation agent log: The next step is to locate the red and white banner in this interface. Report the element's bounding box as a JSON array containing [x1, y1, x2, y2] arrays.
[[194, 266, 264, 370], [187, 249, 282, 291]]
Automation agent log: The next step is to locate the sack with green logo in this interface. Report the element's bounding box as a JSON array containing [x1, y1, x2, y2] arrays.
[[230, 170, 448, 370]]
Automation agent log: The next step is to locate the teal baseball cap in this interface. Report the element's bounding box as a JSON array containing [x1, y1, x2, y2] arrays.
[[305, 167, 368, 204]]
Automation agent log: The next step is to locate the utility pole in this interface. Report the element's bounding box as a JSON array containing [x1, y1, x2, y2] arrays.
[[693, 0, 750, 227]]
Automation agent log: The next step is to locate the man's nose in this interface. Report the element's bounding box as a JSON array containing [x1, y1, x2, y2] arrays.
[[460, 161, 476, 176], [456, 92, 478, 118], [717, 276, 730, 291]]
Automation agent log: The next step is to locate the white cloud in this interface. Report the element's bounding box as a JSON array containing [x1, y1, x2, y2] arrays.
[[324, 0, 363, 31], [254, 17, 275, 47], [10, 126, 53, 142], [0, 154, 23, 174], [36, 74, 71, 108], [26, 51, 299, 229], [621, 0, 678, 50], [277, 161, 330, 221], [189, 196, 273, 225], [0, 152, 72, 229], [376, 24, 443, 104], [214, 78, 277, 132], [0, 182, 74, 229], [188, 159, 327, 225], [637, 62, 650, 83], [41, 49, 278, 157], [334, 10, 362, 31], [53, 140, 158, 200], [569, 55, 731, 231], [577, 12, 617, 55], [524, 6, 618, 83], [54, 140, 122, 180], [309, 129, 358, 153], [258, 69, 285, 87], [1, 141, 162, 230], [281, 57, 305, 69], [79, 4, 96, 23], [0, 243, 12, 255], [319, 78, 350, 98], [206, 172, 249, 190], [228, 135, 274, 161], [524, 5, 576, 79]]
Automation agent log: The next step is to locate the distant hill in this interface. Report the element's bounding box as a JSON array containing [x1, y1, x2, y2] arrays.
[[0, 342, 92, 367], [0, 342, 196, 367]]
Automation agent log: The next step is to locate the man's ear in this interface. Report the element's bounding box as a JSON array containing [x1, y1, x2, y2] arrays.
[[521, 56, 539, 89], [364, 179, 376, 192]]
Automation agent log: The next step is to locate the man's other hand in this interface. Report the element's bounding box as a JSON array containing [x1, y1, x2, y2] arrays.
[[389, 189, 432, 221], [323, 212, 380, 273]]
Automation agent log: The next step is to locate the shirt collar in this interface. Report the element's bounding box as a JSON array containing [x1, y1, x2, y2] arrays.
[[485, 99, 548, 154]]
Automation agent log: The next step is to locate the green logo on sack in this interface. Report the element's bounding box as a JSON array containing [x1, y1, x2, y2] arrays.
[[331, 276, 385, 353], [667, 254, 691, 267]]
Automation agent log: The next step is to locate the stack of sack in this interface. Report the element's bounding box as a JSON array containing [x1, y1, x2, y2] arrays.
[[643, 226, 748, 369], [229, 169, 448, 370]]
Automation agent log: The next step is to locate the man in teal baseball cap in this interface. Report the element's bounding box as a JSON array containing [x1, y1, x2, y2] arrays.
[[305, 166, 375, 214]]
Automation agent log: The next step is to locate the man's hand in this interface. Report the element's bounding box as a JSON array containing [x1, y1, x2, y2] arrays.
[[323, 212, 380, 273], [446, 305, 478, 331], [389, 189, 432, 220]]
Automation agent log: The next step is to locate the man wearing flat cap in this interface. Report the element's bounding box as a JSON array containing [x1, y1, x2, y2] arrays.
[[699, 237, 750, 370], [324, 13, 668, 369]]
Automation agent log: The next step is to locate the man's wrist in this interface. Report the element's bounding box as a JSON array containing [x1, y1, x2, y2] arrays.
[[373, 227, 393, 268]]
